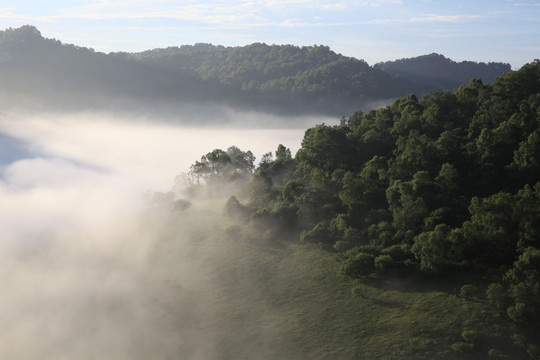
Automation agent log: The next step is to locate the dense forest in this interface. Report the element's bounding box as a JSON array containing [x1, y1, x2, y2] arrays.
[[0, 26, 511, 118], [128, 42, 412, 115], [183, 60, 540, 358]]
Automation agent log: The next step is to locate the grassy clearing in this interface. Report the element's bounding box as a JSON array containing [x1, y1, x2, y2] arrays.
[[142, 203, 526, 360]]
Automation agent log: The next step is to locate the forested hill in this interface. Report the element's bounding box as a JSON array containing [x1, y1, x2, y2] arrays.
[[191, 60, 540, 358], [173, 60, 540, 360], [196, 60, 540, 287], [124, 42, 412, 115], [0, 26, 511, 119], [376, 53, 512, 91], [0, 26, 211, 114]]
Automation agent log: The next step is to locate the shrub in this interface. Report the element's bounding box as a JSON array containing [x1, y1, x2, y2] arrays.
[[351, 285, 366, 297], [504, 247, 540, 325], [223, 196, 248, 219], [451, 342, 474, 353], [459, 284, 478, 299], [300, 221, 332, 245], [488, 348, 510, 359], [340, 252, 375, 277], [333, 240, 353, 252], [461, 329, 478, 343], [527, 344, 540, 359], [374, 254, 393, 273], [486, 283, 508, 310], [173, 198, 192, 212]]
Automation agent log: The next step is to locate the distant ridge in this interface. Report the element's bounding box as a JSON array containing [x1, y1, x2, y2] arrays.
[[0, 26, 513, 120], [375, 53, 511, 91]]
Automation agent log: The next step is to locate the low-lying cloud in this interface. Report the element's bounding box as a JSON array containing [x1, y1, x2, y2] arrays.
[[0, 111, 328, 232], [0, 110, 333, 359]]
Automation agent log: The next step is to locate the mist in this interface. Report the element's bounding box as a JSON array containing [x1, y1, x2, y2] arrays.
[[0, 110, 336, 360]]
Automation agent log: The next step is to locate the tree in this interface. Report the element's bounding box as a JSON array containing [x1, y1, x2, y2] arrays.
[[275, 144, 292, 160], [226, 145, 255, 176], [412, 224, 456, 273], [189, 146, 255, 184], [340, 250, 376, 277], [514, 183, 540, 252], [300, 221, 333, 246], [296, 124, 351, 172], [223, 196, 248, 220], [460, 192, 518, 267], [504, 247, 540, 325], [189, 148, 231, 183]]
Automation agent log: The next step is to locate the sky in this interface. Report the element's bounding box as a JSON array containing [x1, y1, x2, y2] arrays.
[[1, 1, 539, 69]]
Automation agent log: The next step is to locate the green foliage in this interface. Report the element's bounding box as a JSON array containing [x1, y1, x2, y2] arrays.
[[503, 247, 540, 325], [275, 144, 292, 160], [461, 329, 478, 344], [223, 196, 248, 220], [450, 341, 474, 354], [486, 283, 509, 310], [459, 284, 478, 299], [190, 146, 255, 184], [412, 224, 455, 273], [374, 254, 393, 273], [527, 344, 540, 360], [300, 221, 332, 246], [380, 243, 415, 269], [296, 124, 351, 172], [514, 183, 540, 252], [488, 348, 511, 359], [340, 251, 375, 277]]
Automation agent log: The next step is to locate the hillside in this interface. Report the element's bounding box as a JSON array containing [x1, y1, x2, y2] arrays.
[[138, 202, 518, 359], [183, 60, 540, 358], [0, 26, 212, 114], [0, 26, 511, 119], [126, 43, 413, 115]]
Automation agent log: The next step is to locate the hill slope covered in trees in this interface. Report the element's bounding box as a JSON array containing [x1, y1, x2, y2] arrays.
[[184, 60, 540, 359], [0, 26, 511, 119]]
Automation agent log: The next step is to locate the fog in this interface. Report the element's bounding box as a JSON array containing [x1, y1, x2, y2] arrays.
[[0, 110, 336, 359]]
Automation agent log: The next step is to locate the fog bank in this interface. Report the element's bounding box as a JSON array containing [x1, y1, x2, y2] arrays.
[[0, 111, 332, 233], [0, 110, 334, 359]]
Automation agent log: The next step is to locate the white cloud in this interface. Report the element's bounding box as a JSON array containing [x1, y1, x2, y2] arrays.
[[52, 1, 261, 23], [364, 18, 398, 24], [357, 0, 402, 5], [33, 0, 404, 24], [409, 13, 484, 23], [0, 7, 16, 16], [319, 3, 348, 10], [278, 19, 362, 27], [0, 7, 32, 21], [0, 7, 58, 24]]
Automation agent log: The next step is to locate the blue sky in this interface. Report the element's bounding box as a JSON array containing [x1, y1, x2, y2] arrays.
[[1, 0, 539, 68]]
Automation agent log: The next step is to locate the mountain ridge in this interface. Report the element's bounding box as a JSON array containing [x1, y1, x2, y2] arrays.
[[375, 53, 512, 90], [0, 25, 512, 120]]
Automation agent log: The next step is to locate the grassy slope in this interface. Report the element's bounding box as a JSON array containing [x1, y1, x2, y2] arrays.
[[142, 199, 523, 360]]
